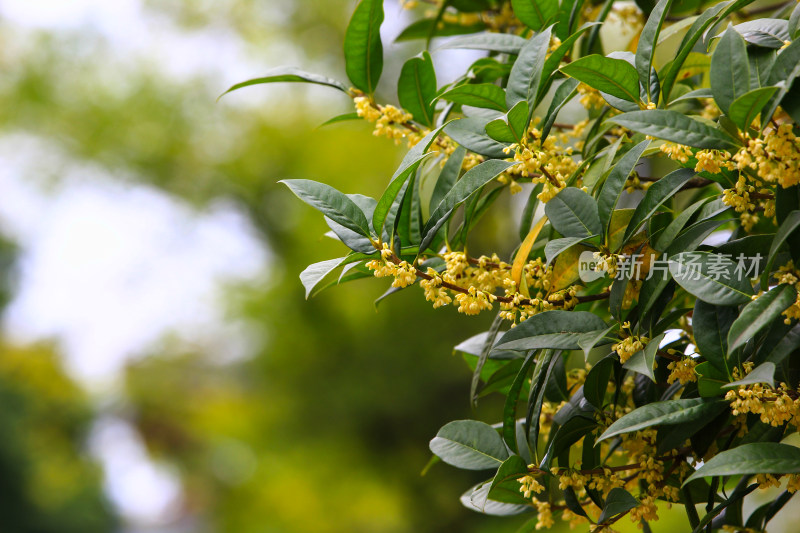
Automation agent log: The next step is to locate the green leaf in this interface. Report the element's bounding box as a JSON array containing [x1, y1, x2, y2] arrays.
[[437, 32, 528, 53], [506, 27, 553, 110], [398, 52, 437, 127], [318, 112, 361, 128], [421, 159, 517, 252], [503, 351, 538, 452], [545, 237, 589, 266], [488, 456, 530, 504], [790, 2, 800, 39], [623, 167, 695, 243], [540, 78, 579, 142], [710, 26, 750, 115], [511, 0, 558, 31], [661, 0, 738, 102], [577, 324, 618, 360], [695, 361, 729, 397], [396, 18, 486, 42], [439, 83, 508, 112], [429, 420, 510, 470], [444, 118, 509, 158], [344, 0, 384, 94], [728, 86, 779, 131], [623, 332, 665, 383], [764, 210, 800, 289], [486, 101, 528, 144], [539, 23, 600, 102], [219, 67, 349, 99], [597, 140, 650, 235], [693, 300, 736, 375], [282, 179, 372, 237], [728, 285, 797, 353], [598, 488, 640, 525], [471, 312, 504, 404], [584, 355, 616, 409], [609, 110, 740, 149], [299, 257, 346, 298], [684, 443, 800, 485], [669, 251, 755, 306], [545, 187, 602, 238], [761, 323, 800, 365], [460, 481, 529, 515], [636, 0, 673, 104], [560, 54, 641, 103], [598, 398, 728, 441], [430, 146, 465, 212], [763, 40, 800, 124], [653, 196, 713, 252], [495, 311, 608, 351], [373, 126, 446, 236], [723, 362, 776, 389], [734, 18, 790, 48]]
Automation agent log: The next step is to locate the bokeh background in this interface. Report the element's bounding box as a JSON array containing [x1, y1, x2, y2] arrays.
[[0, 1, 792, 532], [0, 1, 528, 531]]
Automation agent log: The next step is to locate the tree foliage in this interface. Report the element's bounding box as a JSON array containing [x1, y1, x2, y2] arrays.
[[230, 0, 800, 529]]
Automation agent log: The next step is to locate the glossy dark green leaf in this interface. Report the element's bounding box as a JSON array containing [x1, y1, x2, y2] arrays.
[[664, 218, 733, 256], [734, 18, 790, 48], [728, 86, 779, 131], [561, 54, 641, 103], [635, 0, 672, 103], [710, 26, 750, 115], [539, 23, 600, 102], [764, 210, 800, 289], [511, 0, 558, 31], [653, 196, 712, 252], [503, 351, 538, 452], [430, 146, 465, 212], [429, 420, 509, 470], [728, 285, 796, 353], [444, 118, 509, 158], [684, 443, 800, 485], [421, 159, 517, 251], [495, 311, 608, 351], [761, 323, 800, 365], [460, 481, 530, 515], [598, 488, 640, 525], [439, 83, 507, 112], [545, 187, 602, 238], [344, 0, 384, 94], [723, 362, 776, 389], [790, 2, 800, 38], [486, 101, 528, 144], [488, 455, 530, 505], [598, 398, 728, 441], [506, 27, 552, 110], [668, 251, 754, 306], [282, 179, 372, 237], [540, 78, 579, 142], [577, 324, 618, 360], [219, 67, 348, 99], [693, 300, 736, 375], [763, 40, 800, 124], [695, 361, 728, 397], [584, 356, 616, 409], [597, 140, 650, 235], [373, 126, 446, 235], [472, 312, 505, 404], [623, 332, 665, 383], [610, 110, 740, 149], [398, 51, 437, 127], [623, 167, 695, 242], [544, 237, 589, 266]]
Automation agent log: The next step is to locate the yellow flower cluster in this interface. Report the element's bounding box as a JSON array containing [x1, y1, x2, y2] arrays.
[[694, 149, 736, 175], [517, 474, 545, 499], [353, 94, 423, 147], [577, 82, 605, 110], [726, 375, 800, 428], [734, 124, 800, 188], [775, 261, 800, 323], [366, 244, 418, 288], [667, 357, 697, 385], [659, 142, 693, 164], [534, 501, 554, 530], [504, 124, 579, 202], [612, 322, 648, 363]]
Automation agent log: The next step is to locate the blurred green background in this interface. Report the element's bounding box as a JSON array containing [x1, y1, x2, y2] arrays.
[[0, 1, 535, 531]]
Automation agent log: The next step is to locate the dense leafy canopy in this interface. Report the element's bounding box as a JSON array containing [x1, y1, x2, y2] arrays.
[[232, 0, 800, 530]]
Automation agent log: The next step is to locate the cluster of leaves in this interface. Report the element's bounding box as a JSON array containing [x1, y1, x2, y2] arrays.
[[226, 0, 800, 530]]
